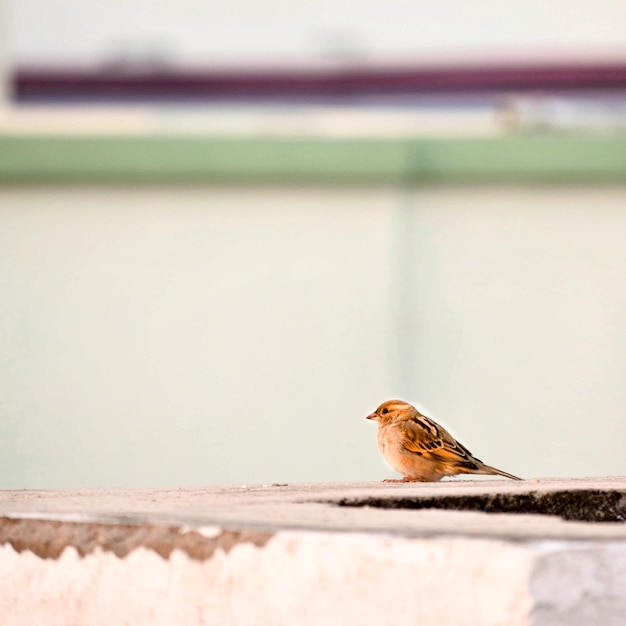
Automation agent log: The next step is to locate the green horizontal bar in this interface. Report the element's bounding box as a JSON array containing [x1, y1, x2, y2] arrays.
[[410, 137, 626, 182], [0, 135, 625, 184]]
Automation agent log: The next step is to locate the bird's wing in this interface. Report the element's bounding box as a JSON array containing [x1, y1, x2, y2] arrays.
[[399, 415, 483, 470]]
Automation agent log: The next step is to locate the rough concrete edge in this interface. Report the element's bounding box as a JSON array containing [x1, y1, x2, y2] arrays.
[[528, 539, 626, 625], [323, 488, 626, 522], [0, 517, 273, 562]]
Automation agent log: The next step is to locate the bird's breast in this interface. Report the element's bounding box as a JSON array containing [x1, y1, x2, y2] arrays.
[[376, 421, 445, 481]]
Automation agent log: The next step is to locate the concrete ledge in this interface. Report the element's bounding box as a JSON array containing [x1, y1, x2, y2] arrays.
[[2, 478, 626, 625]]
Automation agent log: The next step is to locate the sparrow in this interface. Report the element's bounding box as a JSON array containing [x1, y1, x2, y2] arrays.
[[367, 399, 521, 482]]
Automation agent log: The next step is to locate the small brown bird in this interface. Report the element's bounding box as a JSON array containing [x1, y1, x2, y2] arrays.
[[367, 399, 521, 482]]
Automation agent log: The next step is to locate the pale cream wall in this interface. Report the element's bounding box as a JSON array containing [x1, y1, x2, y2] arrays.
[[0, 187, 397, 487], [1, 185, 625, 487], [0, 0, 9, 110], [403, 187, 626, 478]]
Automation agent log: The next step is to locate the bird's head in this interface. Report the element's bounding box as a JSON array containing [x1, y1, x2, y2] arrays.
[[366, 399, 414, 424]]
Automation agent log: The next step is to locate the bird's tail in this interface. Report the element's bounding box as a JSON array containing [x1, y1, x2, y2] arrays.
[[479, 464, 522, 481]]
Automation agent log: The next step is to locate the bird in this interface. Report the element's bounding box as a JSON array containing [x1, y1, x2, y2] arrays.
[[366, 399, 521, 482]]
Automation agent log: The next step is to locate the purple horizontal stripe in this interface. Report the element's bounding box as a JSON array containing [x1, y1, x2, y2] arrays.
[[14, 63, 626, 103]]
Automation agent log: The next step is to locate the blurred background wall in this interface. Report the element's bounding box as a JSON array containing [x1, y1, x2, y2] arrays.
[[9, 0, 626, 65], [1, 0, 626, 488]]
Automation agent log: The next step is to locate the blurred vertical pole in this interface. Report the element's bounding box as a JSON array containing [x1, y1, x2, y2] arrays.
[[391, 187, 417, 399], [391, 140, 426, 400], [0, 0, 10, 115]]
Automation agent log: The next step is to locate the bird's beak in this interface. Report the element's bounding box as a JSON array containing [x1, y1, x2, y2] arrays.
[[366, 412, 378, 421]]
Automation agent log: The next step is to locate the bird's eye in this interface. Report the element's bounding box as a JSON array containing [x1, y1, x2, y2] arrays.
[[381, 408, 389, 415]]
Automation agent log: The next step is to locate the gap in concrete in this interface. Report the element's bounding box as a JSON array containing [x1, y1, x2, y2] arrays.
[[332, 489, 626, 522]]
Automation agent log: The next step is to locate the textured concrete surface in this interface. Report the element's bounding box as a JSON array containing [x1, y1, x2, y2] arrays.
[[3, 477, 626, 540], [2, 478, 626, 625]]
